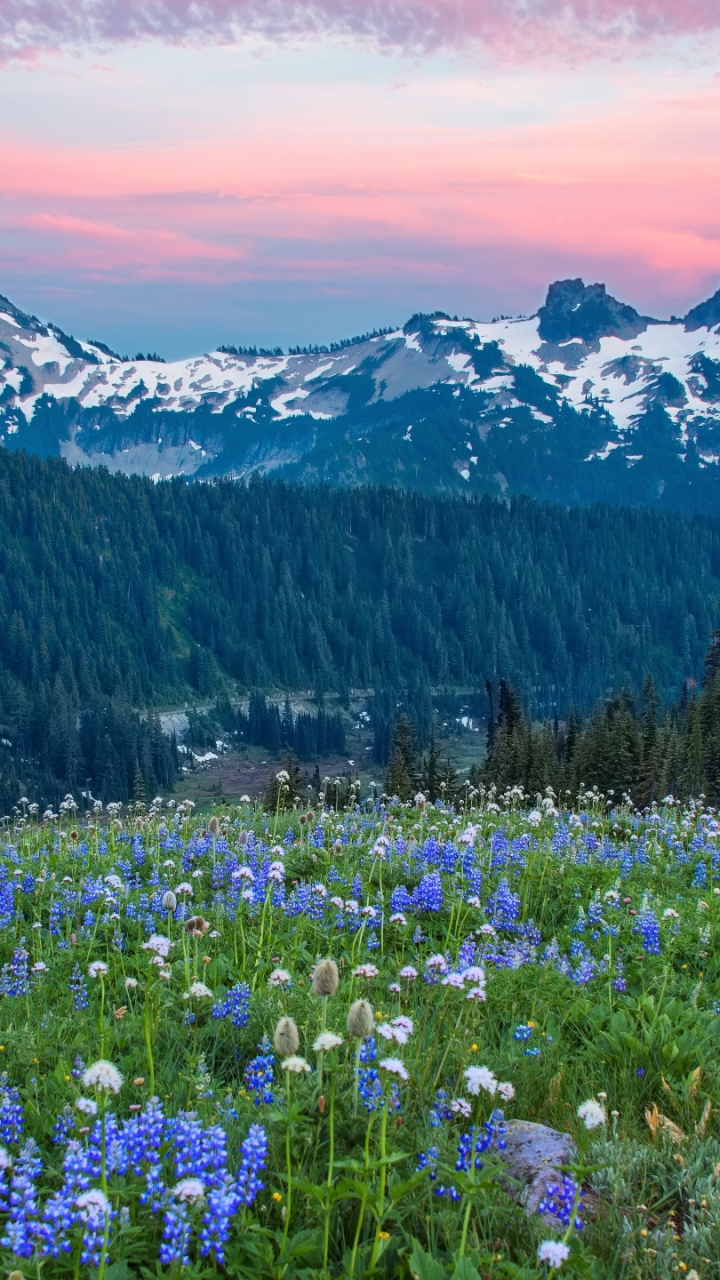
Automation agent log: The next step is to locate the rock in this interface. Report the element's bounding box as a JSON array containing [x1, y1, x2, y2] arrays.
[[498, 1119, 576, 1218]]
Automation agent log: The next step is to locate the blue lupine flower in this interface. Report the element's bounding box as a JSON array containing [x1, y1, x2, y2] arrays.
[[637, 911, 661, 955], [0, 1074, 24, 1144], [160, 1201, 192, 1267], [212, 982, 250, 1028], [413, 872, 443, 913], [244, 1045, 275, 1105], [2, 1138, 42, 1258], [52, 1106, 75, 1146], [429, 1089, 453, 1127], [2, 943, 29, 997], [538, 1175, 584, 1230], [235, 1124, 268, 1207], [455, 1111, 507, 1173], [692, 861, 707, 889], [70, 964, 89, 1011], [513, 1024, 533, 1042]]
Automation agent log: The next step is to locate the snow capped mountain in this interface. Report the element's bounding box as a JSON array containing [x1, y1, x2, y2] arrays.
[[3, 278, 720, 511]]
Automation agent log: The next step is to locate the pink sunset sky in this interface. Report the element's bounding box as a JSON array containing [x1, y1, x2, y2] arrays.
[[3, 1, 720, 355]]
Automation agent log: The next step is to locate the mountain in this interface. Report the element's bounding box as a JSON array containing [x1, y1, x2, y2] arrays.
[[3, 279, 720, 511]]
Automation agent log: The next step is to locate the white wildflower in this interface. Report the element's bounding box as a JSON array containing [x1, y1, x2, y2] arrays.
[[464, 1065, 498, 1097], [173, 1178, 205, 1204], [281, 1056, 311, 1074], [450, 1099, 472, 1118], [577, 1098, 606, 1130], [76, 1189, 110, 1222], [268, 968, 292, 988], [76, 1097, 98, 1115], [185, 982, 213, 1000], [313, 1032, 343, 1052], [378, 1057, 409, 1081], [87, 961, 108, 979], [142, 934, 171, 957], [497, 1081, 515, 1101], [538, 1240, 570, 1267], [82, 1060, 123, 1094]]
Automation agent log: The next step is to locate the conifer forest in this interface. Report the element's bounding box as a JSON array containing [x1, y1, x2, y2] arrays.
[[0, 450, 720, 1280]]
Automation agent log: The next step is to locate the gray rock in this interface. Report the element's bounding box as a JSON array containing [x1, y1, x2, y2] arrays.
[[498, 1120, 576, 1219]]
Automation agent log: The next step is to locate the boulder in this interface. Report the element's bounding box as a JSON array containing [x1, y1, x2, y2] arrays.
[[499, 1120, 576, 1218]]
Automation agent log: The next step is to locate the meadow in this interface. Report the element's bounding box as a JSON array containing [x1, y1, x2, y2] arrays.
[[0, 784, 718, 1280]]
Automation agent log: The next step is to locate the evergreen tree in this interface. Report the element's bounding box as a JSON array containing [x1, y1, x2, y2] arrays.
[[385, 716, 417, 800], [420, 731, 442, 802]]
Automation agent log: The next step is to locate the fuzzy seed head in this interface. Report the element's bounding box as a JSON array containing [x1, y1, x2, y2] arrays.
[[162, 891, 177, 913], [312, 958, 339, 997], [208, 816, 220, 835], [274, 1016, 300, 1057], [347, 999, 374, 1039]]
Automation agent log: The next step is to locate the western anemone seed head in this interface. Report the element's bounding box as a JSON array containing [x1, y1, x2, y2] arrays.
[[347, 999, 374, 1039], [208, 816, 220, 835], [185, 915, 209, 937], [274, 1016, 300, 1057], [162, 890, 177, 913], [312, 959, 339, 997]]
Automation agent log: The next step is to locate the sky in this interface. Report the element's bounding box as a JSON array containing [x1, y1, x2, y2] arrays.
[[2, 2, 720, 358]]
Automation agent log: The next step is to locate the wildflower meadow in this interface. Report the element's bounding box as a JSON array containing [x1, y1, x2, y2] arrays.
[[0, 785, 718, 1280]]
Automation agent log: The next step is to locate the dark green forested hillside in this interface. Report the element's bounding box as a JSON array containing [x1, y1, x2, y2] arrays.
[[0, 448, 720, 805]]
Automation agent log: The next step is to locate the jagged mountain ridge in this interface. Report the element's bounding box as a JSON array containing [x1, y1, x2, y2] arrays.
[[3, 278, 720, 511]]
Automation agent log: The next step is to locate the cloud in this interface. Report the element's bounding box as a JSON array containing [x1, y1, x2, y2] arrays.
[[3, 0, 720, 61]]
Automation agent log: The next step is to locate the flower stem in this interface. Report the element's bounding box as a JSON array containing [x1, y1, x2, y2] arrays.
[[280, 1074, 293, 1255], [369, 1102, 389, 1270], [322, 1068, 336, 1270]]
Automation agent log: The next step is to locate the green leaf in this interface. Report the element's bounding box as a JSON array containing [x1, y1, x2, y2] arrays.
[[105, 1264, 130, 1280], [452, 1259, 482, 1280], [409, 1240, 446, 1280]]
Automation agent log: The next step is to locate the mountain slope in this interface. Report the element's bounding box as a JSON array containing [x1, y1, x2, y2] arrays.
[[3, 280, 720, 511]]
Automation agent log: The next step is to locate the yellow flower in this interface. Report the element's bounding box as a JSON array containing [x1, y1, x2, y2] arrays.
[[272, 1192, 283, 1203], [528, 1021, 535, 1028], [471, 1043, 478, 1052], [378, 1231, 390, 1240], [64, 1075, 71, 1082]]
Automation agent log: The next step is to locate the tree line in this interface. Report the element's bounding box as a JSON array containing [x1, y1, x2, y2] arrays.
[[381, 631, 720, 807], [1, 449, 720, 807]]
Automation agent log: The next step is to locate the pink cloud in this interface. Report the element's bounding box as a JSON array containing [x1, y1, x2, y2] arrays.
[[3, 0, 720, 61], [14, 211, 240, 266]]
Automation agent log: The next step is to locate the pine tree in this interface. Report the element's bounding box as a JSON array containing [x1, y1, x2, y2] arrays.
[[637, 674, 660, 806], [421, 731, 442, 802], [682, 694, 704, 798], [384, 716, 416, 800]]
